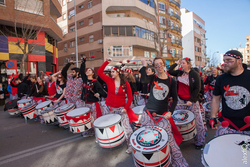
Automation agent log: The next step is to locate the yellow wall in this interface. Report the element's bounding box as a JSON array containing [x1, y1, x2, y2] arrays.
[[0, 53, 9, 60]]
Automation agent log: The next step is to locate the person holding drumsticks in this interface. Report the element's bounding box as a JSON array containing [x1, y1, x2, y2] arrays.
[[28, 76, 47, 104], [139, 58, 188, 167], [97, 58, 137, 154], [168, 57, 205, 149], [51, 71, 67, 106], [204, 67, 218, 102], [46, 74, 57, 101], [210, 50, 250, 136], [80, 56, 107, 137]]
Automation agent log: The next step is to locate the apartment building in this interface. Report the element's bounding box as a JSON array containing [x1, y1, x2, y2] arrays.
[[181, 8, 207, 68], [246, 35, 250, 64]]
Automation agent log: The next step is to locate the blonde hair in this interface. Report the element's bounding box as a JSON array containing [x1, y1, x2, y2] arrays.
[[124, 70, 136, 83]]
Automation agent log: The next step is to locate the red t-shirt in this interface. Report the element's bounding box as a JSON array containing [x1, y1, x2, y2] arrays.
[[48, 81, 56, 97], [178, 82, 190, 101]]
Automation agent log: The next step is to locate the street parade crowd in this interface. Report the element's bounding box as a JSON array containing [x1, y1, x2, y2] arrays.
[[1, 50, 250, 167]]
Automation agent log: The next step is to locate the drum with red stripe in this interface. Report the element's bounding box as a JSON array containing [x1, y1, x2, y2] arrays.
[[132, 105, 145, 130], [19, 102, 37, 120], [36, 101, 52, 116], [17, 99, 32, 110], [5, 100, 19, 115], [202, 134, 250, 167], [203, 102, 222, 121], [66, 107, 93, 133], [130, 126, 171, 167], [54, 103, 75, 127], [172, 110, 197, 141], [94, 114, 125, 148], [41, 104, 59, 124]]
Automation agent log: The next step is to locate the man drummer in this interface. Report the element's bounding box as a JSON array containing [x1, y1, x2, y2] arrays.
[[61, 60, 84, 108], [210, 50, 250, 136]]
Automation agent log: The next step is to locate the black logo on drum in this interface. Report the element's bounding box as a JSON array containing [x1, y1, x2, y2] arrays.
[[235, 140, 250, 151], [136, 129, 162, 147]]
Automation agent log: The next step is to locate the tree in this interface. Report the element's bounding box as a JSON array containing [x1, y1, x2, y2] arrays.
[[0, 0, 48, 74]]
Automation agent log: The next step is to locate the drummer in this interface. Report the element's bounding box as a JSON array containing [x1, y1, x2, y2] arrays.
[[168, 58, 205, 149], [46, 74, 57, 101], [210, 50, 250, 136], [97, 58, 137, 154], [28, 76, 46, 104], [61, 60, 84, 108], [140, 58, 189, 167], [204, 67, 218, 102], [80, 57, 107, 137], [51, 71, 67, 106]]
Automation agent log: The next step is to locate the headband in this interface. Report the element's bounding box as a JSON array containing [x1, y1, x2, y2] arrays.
[[223, 53, 242, 59], [122, 68, 132, 74], [184, 57, 191, 62], [111, 67, 122, 74]]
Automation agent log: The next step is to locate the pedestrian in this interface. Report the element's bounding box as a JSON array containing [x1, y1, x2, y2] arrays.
[[97, 58, 137, 154], [210, 50, 250, 136], [28, 76, 46, 103]]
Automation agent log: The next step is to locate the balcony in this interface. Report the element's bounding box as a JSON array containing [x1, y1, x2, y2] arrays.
[[47, 16, 63, 41], [169, 0, 180, 8], [50, 0, 62, 17]]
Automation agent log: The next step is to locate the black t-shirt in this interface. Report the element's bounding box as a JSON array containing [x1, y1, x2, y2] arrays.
[[56, 81, 66, 100], [204, 75, 217, 88], [213, 69, 250, 131]]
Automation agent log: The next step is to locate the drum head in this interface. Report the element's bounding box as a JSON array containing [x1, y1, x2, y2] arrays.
[[130, 126, 168, 153], [41, 105, 58, 114], [93, 114, 121, 128], [172, 110, 194, 125], [138, 99, 146, 106], [36, 101, 51, 109], [18, 99, 31, 104], [66, 107, 90, 117], [20, 102, 36, 111], [203, 134, 250, 167], [132, 105, 145, 115], [54, 103, 74, 113]]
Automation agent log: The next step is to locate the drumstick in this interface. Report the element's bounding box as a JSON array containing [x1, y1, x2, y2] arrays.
[[177, 104, 187, 106], [139, 93, 150, 96], [152, 112, 164, 118], [35, 84, 38, 92]]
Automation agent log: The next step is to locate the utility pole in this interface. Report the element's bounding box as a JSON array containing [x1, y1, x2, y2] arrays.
[[74, 0, 78, 67]]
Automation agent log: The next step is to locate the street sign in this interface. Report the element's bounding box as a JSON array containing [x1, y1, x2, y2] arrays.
[[6, 69, 16, 75], [6, 60, 17, 69]]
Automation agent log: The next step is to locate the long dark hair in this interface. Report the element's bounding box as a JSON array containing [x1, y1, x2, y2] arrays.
[[88, 68, 96, 79]]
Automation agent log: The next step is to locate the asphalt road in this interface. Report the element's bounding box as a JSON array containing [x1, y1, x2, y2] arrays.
[[0, 105, 216, 167]]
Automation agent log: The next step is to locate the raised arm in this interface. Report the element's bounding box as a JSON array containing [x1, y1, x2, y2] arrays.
[[97, 60, 111, 83], [168, 63, 181, 77], [52, 71, 61, 82], [61, 63, 72, 79], [80, 57, 88, 83]]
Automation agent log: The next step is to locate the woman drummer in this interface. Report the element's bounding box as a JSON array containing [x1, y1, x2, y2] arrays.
[[139, 58, 188, 167], [168, 57, 205, 149], [28, 76, 46, 104], [204, 67, 218, 102], [51, 71, 67, 106], [97, 58, 137, 154], [80, 57, 107, 137]]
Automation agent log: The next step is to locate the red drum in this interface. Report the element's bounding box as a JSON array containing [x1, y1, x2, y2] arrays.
[[17, 99, 32, 110], [36, 101, 52, 116], [203, 102, 222, 121], [94, 114, 125, 148], [202, 134, 250, 167], [132, 105, 145, 130], [41, 104, 59, 124], [130, 126, 171, 167], [54, 103, 75, 127], [19, 102, 37, 120], [66, 107, 92, 133], [172, 110, 197, 141]]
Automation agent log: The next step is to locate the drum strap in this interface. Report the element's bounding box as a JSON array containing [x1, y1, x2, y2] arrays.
[[222, 116, 250, 131], [146, 110, 166, 124], [86, 102, 102, 118]]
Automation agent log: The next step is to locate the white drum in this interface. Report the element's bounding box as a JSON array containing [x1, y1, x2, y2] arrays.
[[66, 107, 93, 133], [41, 105, 59, 124], [36, 101, 52, 116], [202, 134, 250, 167], [172, 110, 197, 141], [94, 114, 125, 148], [54, 103, 75, 126], [17, 99, 32, 110], [203, 102, 222, 121], [19, 102, 37, 120], [130, 126, 171, 167], [132, 105, 145, 130], [138, 99, 146, 106]]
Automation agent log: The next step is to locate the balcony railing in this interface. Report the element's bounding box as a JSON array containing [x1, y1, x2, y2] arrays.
[[169, 0, 180, 8]]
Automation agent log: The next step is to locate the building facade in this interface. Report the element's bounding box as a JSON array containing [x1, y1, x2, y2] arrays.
[[246, 35, 250, 64], [180, 8, 207, 68], [57, 0, 183, 71], [0, 0, 62, 86]]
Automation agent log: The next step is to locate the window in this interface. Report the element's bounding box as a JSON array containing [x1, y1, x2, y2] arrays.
[[79, 5, 84, 9], [0, 0, 5, 5], [89, 52, 94, 59], [170, 8, 174, 16], [126, 27, 133, 36], [69, 10, 75, 19], [144, 51, 149, 58], [69, 25, 75, 32], [112, 27, 118, 36], [104, 27, 111, 36], [70, 41, 75, 47], [119, 27, 125, 36], [143, 18, 147, 22], [110, 45, 132, 57], [89, 18, 93, 25], [159, 16, 166, 25], [79, 21, 84, 26], [88, 1, 92, 8], [62, 0, 66, 5], [158, 2, 165, 11], [64, 43, 67, 48], [113, 46, 122, 57], [80, 37, 85, 42], [63, 13, 66, 20], [89, 35, 94, 42], [15, 0, 43, 15], [151, 52, 156, 58]]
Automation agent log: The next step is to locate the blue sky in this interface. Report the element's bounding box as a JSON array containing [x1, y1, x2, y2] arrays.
[[181, 0, 250, 59]]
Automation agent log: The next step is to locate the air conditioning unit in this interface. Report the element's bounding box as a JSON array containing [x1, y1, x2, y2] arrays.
[[64, 47, 67, 52], [98, 39, 103, 44], [169, 49, 172, 53], [168, 33, 172, 37]]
